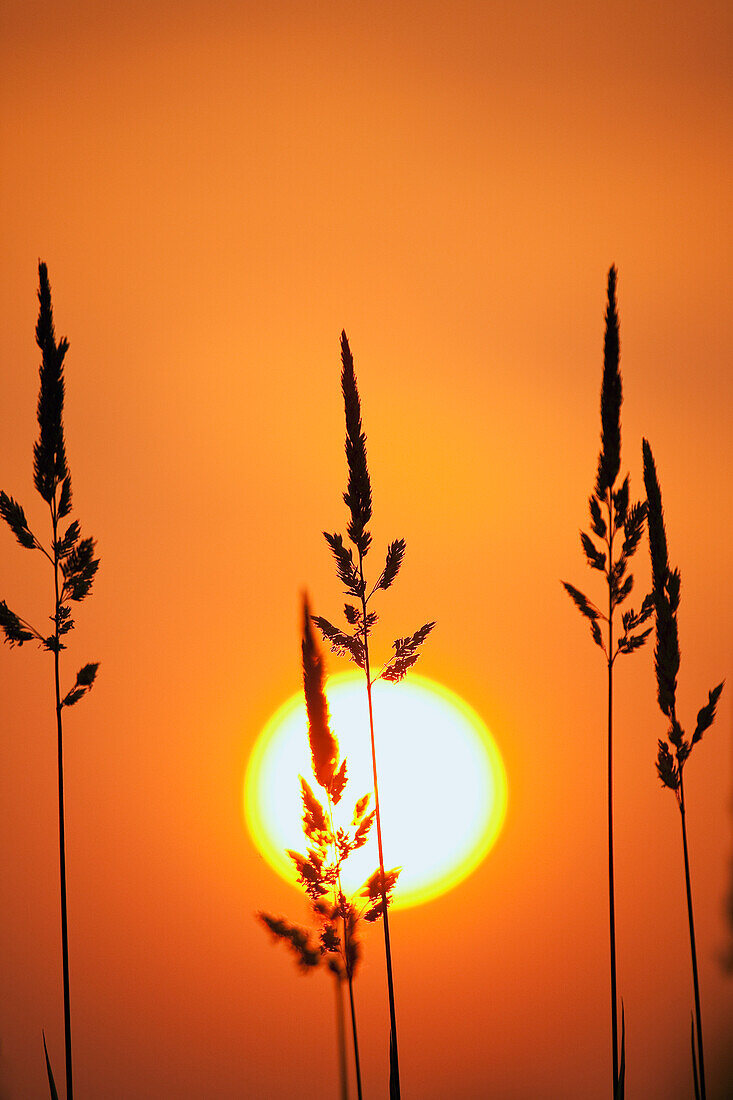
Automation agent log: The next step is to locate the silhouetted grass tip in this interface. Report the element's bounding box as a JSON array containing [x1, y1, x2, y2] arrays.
[[642, 439, 724, 790], [563, 266, 652, 663], [341, 331, 372, 556]]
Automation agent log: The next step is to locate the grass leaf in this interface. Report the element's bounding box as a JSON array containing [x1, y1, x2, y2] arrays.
[[614, 1002, 625, 1100], [42, 1031, 60, 1100]]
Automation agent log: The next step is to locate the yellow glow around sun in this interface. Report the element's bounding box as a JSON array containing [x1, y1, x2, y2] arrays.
[[245, 673, 507, 908]]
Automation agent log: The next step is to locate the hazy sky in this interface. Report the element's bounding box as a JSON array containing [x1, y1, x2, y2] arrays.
[[1, 2, 732, 1096]]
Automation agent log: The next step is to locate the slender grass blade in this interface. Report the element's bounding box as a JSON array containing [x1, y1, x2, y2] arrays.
[[42, 1031, 59, 1100]]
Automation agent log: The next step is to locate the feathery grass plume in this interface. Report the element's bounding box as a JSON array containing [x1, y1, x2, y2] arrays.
[[643, 438, 724, 1100], [259, 596, 394, 1100], [562, 267, 651, 1100], [313, 332, 434, 1099], [0, 263, 99, 1100]]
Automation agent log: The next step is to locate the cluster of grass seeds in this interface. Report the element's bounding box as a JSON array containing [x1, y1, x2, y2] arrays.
[[642, 439, 724, 1100], [0, 263, 99, 1100], [563, 266, 654, 1100], [311, 331, 434, 1099], [258, 594, 399, 1100]]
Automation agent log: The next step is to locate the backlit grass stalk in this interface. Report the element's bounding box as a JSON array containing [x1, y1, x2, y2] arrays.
[[299, 596, 365, 1100], [562, 267, 652, 1100], [643, 438, 724, 1100], [0, 263, 99, 1100], [313, 332, 434, 1099], [259, 595, 393, 1100]]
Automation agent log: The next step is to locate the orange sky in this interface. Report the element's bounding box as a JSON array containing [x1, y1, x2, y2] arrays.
[[1, 1, 732, 1096]]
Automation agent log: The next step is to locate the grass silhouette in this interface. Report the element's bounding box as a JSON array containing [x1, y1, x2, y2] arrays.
[[0, 262, 99, 1100], [258, 593, 397, 1100], [562, 266, 652, 1100], [312, 332, 434, 1099], [1, 265, 728, 1097], [642, 438, 724, 1099]]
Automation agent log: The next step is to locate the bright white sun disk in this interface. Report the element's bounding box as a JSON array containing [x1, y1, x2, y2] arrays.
[[244, 673, 507, 908]]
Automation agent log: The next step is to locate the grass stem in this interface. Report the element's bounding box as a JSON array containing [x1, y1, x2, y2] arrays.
[[679, 775, 706, 1099], [333, 972, 349, 1100], [359, 551, 400, 1097], [326, 793, 364, 1100], [53, 505, 74, 1100], [606, 500, 619, 1098]]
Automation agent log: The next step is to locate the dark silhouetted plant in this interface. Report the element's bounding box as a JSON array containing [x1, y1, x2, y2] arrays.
[[313, 332, 434, 1099], [0, 262, 99, 1100], [643, 438, 724, 1100], [259, 595, 397, 1100], [562, 267, 652, 1100]]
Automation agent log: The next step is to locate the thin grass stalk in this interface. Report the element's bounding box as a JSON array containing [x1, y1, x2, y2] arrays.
[[333, 971, 349, 1100], [52, 519, 74, 1100], [325, 794, 363, 1100], [266, 595, 382, 1098], [345, 961, 361, 1100], [643, 437, 723, 1100], [563, 267, 652, 1100], [679, 775, 706, 1097], [606, 589, 618, 1094], [358, 553, 399, 1089], [314, 332, 434, 1097], [0, 263, 99, 1099], [691, 1013, 701, 1100]]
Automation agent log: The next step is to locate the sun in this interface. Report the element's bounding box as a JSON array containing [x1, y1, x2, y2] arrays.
[[244, 672, 507, 909]]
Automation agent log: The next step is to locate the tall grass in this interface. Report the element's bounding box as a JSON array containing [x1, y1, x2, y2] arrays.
[[642, 438, 724, 1099], [312, 331, 434, 1098], [562, 266, 652, 1100], [0, 262, 99, 1099], [259, 594, 393, 1100]]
